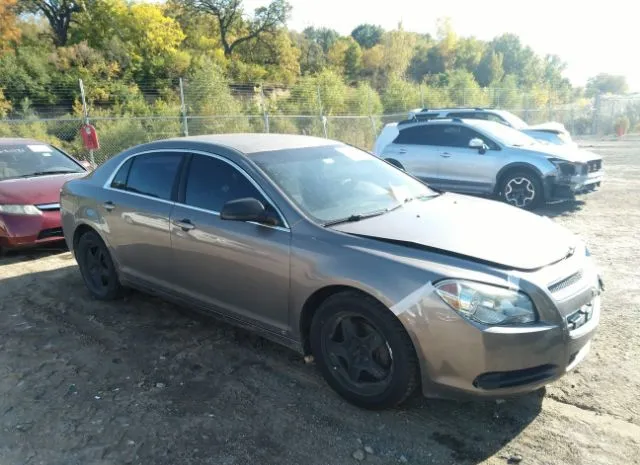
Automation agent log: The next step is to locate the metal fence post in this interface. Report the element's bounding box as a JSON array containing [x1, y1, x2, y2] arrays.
[[593, 92, 601, 136], [420, 84, 425, 109], [179, 78, 189, 137], [317, 86, 327, 138], [260, 85, 270, 133], [78, 79, 96, 167], [368, 87, 376, 145]]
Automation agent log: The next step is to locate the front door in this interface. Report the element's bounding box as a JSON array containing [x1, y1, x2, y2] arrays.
[[431, 125, 503, 194], [169, 153, 291, 334], [101, 151, 184, 288]]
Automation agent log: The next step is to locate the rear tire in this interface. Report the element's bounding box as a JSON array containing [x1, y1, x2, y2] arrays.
[[498, 170, 544, 210], [76, 230, 123, 300], [310, 291, 420, 409]]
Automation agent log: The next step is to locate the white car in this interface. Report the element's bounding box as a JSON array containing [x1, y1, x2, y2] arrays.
[[406, 108, 576, 147]]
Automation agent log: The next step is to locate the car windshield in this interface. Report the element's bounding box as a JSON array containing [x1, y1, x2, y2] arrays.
[[496, 111, 529, 130], [0, 142, 84, 181], [476, 121, 538, 147], [253, 144, 436, 224]]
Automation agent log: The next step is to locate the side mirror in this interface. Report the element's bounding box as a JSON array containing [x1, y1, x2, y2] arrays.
[[220, 197, 277, 226], [469, 138, 488, 154]]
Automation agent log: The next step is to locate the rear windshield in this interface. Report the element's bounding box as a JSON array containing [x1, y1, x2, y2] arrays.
[[0, 143, 84, 181]]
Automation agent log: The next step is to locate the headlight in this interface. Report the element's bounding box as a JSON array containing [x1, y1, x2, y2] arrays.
[[548, 158, 576, 177], [434, 280, 537, 325], [0, 204, 42, 216]]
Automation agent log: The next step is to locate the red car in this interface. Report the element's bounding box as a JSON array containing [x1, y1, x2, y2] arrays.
[[0, 138, 90, 256]]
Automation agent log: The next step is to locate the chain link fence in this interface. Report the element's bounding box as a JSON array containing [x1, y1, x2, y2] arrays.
[[1, 78, 639, 165]]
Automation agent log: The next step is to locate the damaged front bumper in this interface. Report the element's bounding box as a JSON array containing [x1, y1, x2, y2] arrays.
[[546, 169, 605, 201]]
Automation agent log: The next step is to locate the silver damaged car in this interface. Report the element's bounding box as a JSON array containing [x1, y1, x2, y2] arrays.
[[60, 134, 604, 409], [374, 118, 604, 209]]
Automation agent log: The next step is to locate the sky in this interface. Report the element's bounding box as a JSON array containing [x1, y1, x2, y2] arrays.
[[245, 0, 637, 91]]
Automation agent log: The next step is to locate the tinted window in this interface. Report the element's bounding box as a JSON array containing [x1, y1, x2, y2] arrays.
[[184, 155, 264, 212], [110, 158, 132, 189], [113, 153, 183, 200], [446, 112, 486, 120], [395, 125, 450, 145], [441, 125, 483, 147]]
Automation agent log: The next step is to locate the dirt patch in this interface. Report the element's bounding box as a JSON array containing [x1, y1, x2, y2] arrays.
[[0, 139, 639, 465]]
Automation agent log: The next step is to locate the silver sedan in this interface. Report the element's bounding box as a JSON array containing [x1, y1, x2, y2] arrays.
[[60, 134, 603, 409]]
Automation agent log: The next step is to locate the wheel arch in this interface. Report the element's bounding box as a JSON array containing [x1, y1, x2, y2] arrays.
[[298, 285, 412, 357], [494, 163, 544, 195]]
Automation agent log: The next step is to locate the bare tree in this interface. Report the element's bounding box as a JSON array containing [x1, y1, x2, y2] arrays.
[[182, 0, 290, 57], [19, 0, 84, 46]]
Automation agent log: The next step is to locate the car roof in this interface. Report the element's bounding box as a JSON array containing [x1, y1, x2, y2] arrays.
[[166, 133, 341, 156], [411, 108, 499, 113], [395, 117, 505, 132]]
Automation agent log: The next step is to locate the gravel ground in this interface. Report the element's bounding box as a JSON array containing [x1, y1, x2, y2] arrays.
[[1, 139, 639, 465]]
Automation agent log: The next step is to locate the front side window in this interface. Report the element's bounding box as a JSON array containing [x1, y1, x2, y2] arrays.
[[441, 125, 497, 149], [253, 144, 436, 224], [0, 142, 85, 181], [111, 153, 183, 200], [183, 154, 265, 213]]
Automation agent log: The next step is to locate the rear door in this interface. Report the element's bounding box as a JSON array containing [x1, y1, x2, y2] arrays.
[[433, 125, 503, 194], [381, 125, 443, 186], [102, 151, 185, 288], [169, 153, 291, 333]]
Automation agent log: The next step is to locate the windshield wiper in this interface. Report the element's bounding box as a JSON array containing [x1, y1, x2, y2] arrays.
[[323, 194, 438, 227], [402, 193, 439, 204], [323, 208, 391, 227], [29, 170, 83, 176]]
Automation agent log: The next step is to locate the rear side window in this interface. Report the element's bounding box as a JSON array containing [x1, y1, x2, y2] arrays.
[[111, 153, 183, 200], [110, 158, 132, 189], [394, 125, 449, 145]]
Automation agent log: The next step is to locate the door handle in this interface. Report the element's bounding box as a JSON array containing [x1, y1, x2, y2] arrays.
[[440, 152, 451, 158], [398, 148, 407, 154], [103, 201, 115, 211], [174, 219, 195, 231]]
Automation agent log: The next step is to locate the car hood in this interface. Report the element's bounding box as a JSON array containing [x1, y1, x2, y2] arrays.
[[330, 193, 578, 271], [516, 143, 602, 163], [0, 173, 85, 205]]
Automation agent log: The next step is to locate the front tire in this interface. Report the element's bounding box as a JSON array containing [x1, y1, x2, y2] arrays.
[[76, 230, 123, 300], [310, 291, 420, 409], [499, 170, 544, 210]]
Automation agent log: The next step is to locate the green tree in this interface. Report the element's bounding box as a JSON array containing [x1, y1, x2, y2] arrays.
[[446, 69, 487, 106], [350, 24, 383, 49], [180, 0, 291, 57], [19, 0, 87, 46], [454, 37, 484, 73], [326, 37, 361, 81], [486, 33, 543, 87], [0, 88, 11, 117], [586, 73, 628, 96], [381, 24, 417, 82], [381, 76, 421, 112], [303, 26, 339, 54], [475, 50, 504, 86]]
